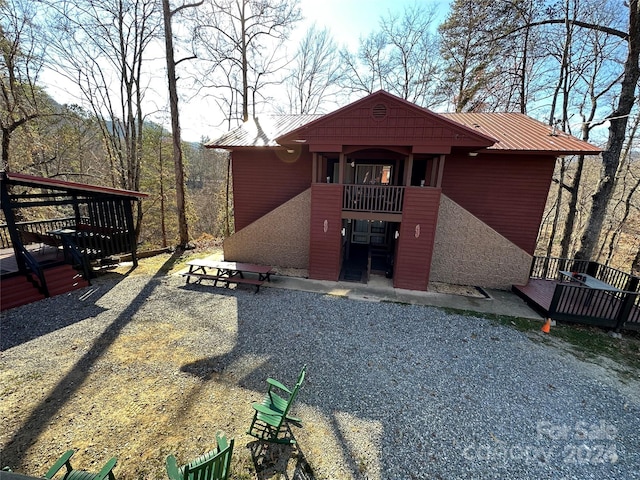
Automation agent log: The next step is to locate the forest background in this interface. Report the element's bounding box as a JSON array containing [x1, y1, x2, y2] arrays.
[[2, 0, 639, 275]]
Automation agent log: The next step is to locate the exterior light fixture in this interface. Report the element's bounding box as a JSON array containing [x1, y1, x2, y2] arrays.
[[468, 152, 479, 157]]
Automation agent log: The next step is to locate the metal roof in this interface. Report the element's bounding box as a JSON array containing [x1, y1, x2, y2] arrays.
[[206, 111, 601, 155], [1, 172, 148, 198], [206, 115, 322, 148], [440, 112, 602, 155]]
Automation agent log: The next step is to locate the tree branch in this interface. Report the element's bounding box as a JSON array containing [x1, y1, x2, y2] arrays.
[[171, 0, 204, 17]]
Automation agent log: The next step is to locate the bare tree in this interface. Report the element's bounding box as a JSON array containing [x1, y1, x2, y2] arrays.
[[537, 0, 624, 257], [284, 24, 343, 114], [340, 4, 441, 107], [339, 31, 389, 97], [0, 0, 48, 170], [162, 0, 203, 248], [572, 0, 639, 260], [502, 0, 637, 264], [193, 0, 301, 123], [601, 112, 640, 265], [43, 0, 160, 237]]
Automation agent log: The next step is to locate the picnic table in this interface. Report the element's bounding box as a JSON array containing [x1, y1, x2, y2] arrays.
[[559, 271, 619, 291], [183, 259, 273, 292], [559, 270, 620, 306]]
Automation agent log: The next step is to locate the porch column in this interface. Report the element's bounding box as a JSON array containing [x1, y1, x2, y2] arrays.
[[312, 153, 318, 183], [436, 154, 446, 188], [338, 153, 345, 184], [404, 154, 414, 186]]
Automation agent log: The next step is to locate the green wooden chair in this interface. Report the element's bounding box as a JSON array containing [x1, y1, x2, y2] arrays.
[[247, 365, 306, 444], [44, 450, 117, 480], [166, 432, 234, 480]]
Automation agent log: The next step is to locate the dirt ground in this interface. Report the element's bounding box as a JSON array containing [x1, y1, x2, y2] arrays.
[[0, 255, 308, 480]]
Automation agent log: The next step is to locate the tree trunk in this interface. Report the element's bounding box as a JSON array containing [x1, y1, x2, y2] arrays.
[[575, 0, 639, 260], [632, 246, 640, 277], [162, 0, 190, 248], [559, 155, 584, 258]]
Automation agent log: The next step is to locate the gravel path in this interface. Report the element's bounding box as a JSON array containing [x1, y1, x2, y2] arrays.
[[1, 269, 639, 479]]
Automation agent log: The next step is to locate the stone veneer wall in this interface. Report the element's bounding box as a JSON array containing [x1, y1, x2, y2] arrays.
[[430, 194, 531, 289], [223, 189, 310, 269]]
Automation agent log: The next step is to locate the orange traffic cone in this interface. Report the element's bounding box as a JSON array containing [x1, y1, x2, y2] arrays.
[[541, 318, 551, 334]]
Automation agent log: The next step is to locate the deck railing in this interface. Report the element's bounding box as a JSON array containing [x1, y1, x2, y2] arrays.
[[548, 284, 638, 330], [530, 256, 640, 331], [342, 185, 405, 213], [0, 217, 79, 249]]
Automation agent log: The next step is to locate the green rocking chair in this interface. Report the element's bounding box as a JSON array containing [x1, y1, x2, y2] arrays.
[[166, 432, 234, 480], [247, 365, 306, 444], [44, 450, 117, 480]]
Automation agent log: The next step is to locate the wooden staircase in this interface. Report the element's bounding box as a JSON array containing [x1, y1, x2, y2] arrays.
[[1, 265, 89, 311]]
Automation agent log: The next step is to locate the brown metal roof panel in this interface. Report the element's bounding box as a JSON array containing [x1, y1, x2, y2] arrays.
[[2, 172, 148, 197], [441, 113, 601, 154]]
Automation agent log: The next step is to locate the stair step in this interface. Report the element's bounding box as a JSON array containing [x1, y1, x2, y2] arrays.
[[1, 275, 45, 310], [1, 265, 89, 311]]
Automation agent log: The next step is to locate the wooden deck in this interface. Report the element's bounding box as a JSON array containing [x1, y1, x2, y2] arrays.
[[0, 244, 61, 275], [513, 278, 556, 314], [513, 278, 640, 331]]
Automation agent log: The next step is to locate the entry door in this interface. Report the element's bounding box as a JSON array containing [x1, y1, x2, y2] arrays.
[[351, 220, 387, 245]]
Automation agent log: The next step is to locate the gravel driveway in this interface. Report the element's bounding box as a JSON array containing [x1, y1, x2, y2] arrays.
[[1, 266, 639, 480]]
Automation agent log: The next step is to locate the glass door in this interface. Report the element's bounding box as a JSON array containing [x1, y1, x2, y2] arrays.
[[355, 164, 392, 185]]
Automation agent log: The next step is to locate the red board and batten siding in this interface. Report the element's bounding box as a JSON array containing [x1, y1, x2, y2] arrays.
[[308, 184, 343, 281], [394, 188, 442, 291], [232, 149, 312, 231], [441, 154, 556, 254]]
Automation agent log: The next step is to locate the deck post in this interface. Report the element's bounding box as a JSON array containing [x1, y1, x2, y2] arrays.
[[614, 292, 636, 332], [529, 256, 537, 278], [0, 176, 27, 273], [548, 284, 563, 317], [624, 275, 639, 293]]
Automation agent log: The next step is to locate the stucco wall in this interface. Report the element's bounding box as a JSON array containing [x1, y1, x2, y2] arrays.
[[431, 195, 531, 289], [223, 189, 310, 269]]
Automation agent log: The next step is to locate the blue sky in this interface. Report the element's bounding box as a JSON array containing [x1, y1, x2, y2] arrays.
[[297, 0, 446, 49]]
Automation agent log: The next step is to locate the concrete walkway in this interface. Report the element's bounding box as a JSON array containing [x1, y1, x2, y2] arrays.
[[266, 274, 543, 320]]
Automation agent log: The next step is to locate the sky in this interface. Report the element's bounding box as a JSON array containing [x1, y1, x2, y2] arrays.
[[178, 0, 447, 141], [40, 0, 447, 143]]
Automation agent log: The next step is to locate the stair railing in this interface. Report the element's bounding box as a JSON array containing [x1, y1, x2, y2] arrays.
[[18, 245, 49, 297], [60, 234, 91, 284]]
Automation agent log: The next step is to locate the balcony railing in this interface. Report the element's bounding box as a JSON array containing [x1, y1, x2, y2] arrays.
[[343, 185, 405, 214]]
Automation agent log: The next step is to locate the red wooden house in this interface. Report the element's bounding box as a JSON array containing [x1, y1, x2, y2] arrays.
[[206, 91, 600, 291]]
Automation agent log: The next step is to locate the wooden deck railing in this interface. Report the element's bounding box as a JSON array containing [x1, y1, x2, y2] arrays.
[[530, 256, 640, 331], [342, 185, 405, 213], [0, 217, 79, 249]]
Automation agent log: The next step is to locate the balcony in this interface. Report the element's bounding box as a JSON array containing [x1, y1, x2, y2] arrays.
[[342, 185, 405, 214]]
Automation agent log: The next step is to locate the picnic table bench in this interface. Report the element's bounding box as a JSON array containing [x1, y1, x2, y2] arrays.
[[183, 259, 273, 292]]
